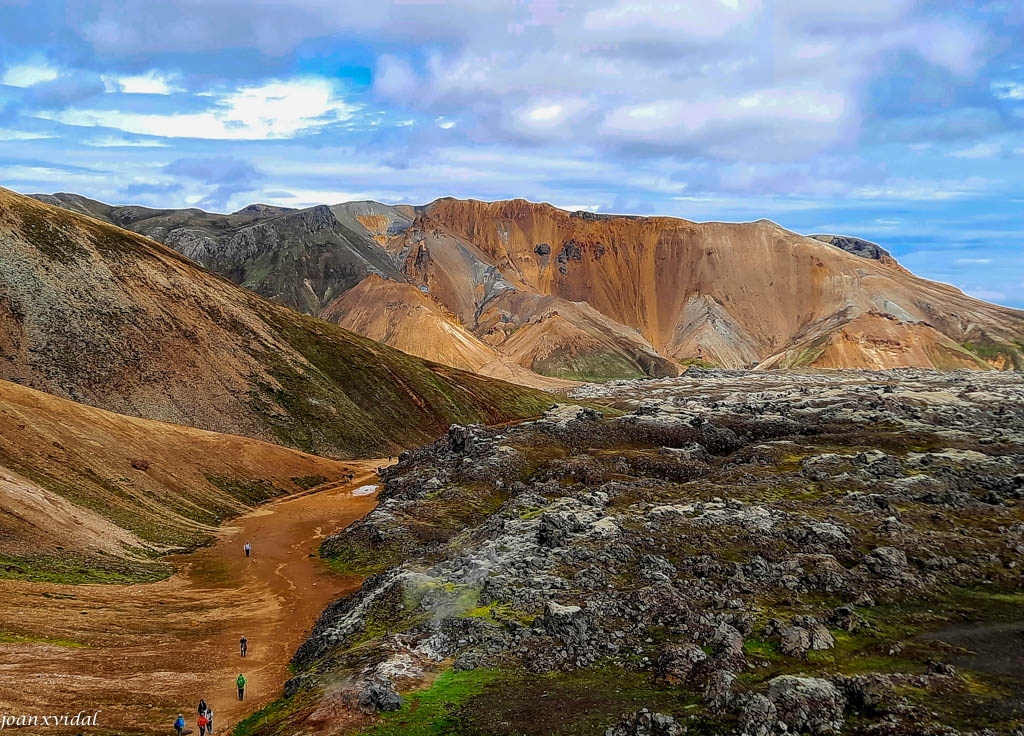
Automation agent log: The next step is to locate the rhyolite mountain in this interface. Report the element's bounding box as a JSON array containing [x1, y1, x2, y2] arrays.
[[0, 187, 556, 458], [32, 191, 1024, 379]]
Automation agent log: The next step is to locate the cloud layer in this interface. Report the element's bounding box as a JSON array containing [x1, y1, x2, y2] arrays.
[[1, 0, 1022, 307]]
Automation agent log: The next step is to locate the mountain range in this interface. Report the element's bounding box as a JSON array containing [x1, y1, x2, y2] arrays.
[[32, 191, 1024, 380], [0, 187, 554, 458]]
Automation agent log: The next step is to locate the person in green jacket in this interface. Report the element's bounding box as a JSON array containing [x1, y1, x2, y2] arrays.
[[236, 673, 247, 701]]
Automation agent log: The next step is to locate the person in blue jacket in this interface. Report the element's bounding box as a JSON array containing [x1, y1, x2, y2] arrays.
[[174, 713, 185, 736]]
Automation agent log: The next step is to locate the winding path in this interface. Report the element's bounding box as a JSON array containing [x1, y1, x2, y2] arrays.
[[0, 461, 385, 734]]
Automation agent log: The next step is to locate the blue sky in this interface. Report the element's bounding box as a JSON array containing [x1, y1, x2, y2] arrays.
[[1, 1, 1022, 308]]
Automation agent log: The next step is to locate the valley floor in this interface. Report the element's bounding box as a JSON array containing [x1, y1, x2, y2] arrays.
[[0, 463, 385, 735]]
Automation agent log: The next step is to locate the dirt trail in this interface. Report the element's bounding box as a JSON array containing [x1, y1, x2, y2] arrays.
[[0, 461, 387, 735]]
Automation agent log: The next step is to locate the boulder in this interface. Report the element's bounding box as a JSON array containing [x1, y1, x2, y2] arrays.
[[657, 643, 708, 683], [864, 547, 908, 577], [792, 616, 835, 650], [738, 694, 778, 736], [704, 669, 736, 710], [712, 622, 745, 659], [342, 679, 403, 714], [766, 675, 845, 735], [778, 626, 812, 656], [828, 606, 866, 633], [605, 709, 686, 736]]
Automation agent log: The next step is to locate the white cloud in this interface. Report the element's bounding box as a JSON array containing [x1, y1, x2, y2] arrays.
[[583, 0, 762, 39], [950, 142, 1002, 159], [41, 77, 357, 140], [896, 22, 981, 77], [992, 81, 1024, 101], [513, 98, 591, 137], [955, 257, 993, 264], [601, 88, 849, 157], [435, 117, 456, 130], [374, 55, 418, 98], [359, 1, 983, 164], [851, 176, 991, 201], [1, 59, 58, 87], [85, 136, 169, 148], [0, 129, 55, 141], [102, 71, 182, 95]]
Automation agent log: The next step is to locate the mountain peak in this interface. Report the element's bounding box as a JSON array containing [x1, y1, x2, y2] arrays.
[[810, 233, 893, 262]]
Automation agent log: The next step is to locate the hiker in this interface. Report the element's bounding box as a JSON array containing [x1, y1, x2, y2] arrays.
[[197, 712, 208, 736], [240, 635, 248, 657], [197, 699, 208, 717], [244, 542, 251, 558], [236, 673, 247, 700], [174, 714, 185, 736], [206, 707, 214, 734]]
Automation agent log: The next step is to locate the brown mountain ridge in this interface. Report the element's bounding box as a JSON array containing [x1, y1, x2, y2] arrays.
[[31, 190, 1024, 378]]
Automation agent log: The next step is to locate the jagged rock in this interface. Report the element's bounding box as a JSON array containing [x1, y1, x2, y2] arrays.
[[704, 669, 736, 710], [926, 659, 957, 676], [834, 673, 891, 713], [779, 625, 812, 656], [446, 424, 474, 453], [828, 606, 866, 632], [538, 509, 590, 547], [605, 708, 686, 736], [766, 675, 845, 735], [792, 616, 835, 650], [864, 546, 909, 577], [287, 370, 1024, 736], [544, 600, 583, 619], [738, 694, 778, 736], [789, 522, 851, 550], [656, 643, 708, 683], [342, 679, 403, 714], [712, 622, 746, 662], [775, 615, 834, 655]]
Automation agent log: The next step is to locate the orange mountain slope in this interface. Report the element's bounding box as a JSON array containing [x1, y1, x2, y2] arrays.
[[415, 198, 1024, 371]]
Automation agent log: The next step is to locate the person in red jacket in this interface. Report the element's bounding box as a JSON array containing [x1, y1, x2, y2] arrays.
[[197, 712, 208, 736]]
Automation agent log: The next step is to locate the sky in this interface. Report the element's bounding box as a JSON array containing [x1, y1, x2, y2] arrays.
[[0, 1, 1022, 309]]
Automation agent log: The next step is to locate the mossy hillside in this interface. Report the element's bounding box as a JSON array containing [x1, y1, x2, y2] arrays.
[[324, 481, 510, 576], [250, 305, 556, 457], [0, 442, 305, 583], [0, 552, 170, 585], [962, 339, 1024, 371], [533, 347, 649, 382], [232, 688, 318, 736], [360, 667, 722, 736], [0, 439, 292, 550], [290, 475, 329, 491]]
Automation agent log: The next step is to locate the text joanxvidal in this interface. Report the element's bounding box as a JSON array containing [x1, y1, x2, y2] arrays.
[[0, 711, 101, 729]]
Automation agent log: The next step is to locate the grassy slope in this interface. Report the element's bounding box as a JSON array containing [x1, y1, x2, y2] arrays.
[[249, 305, 556, 456]]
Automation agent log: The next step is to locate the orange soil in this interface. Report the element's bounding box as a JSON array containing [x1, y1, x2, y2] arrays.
[[0, 464, 386, 735]]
